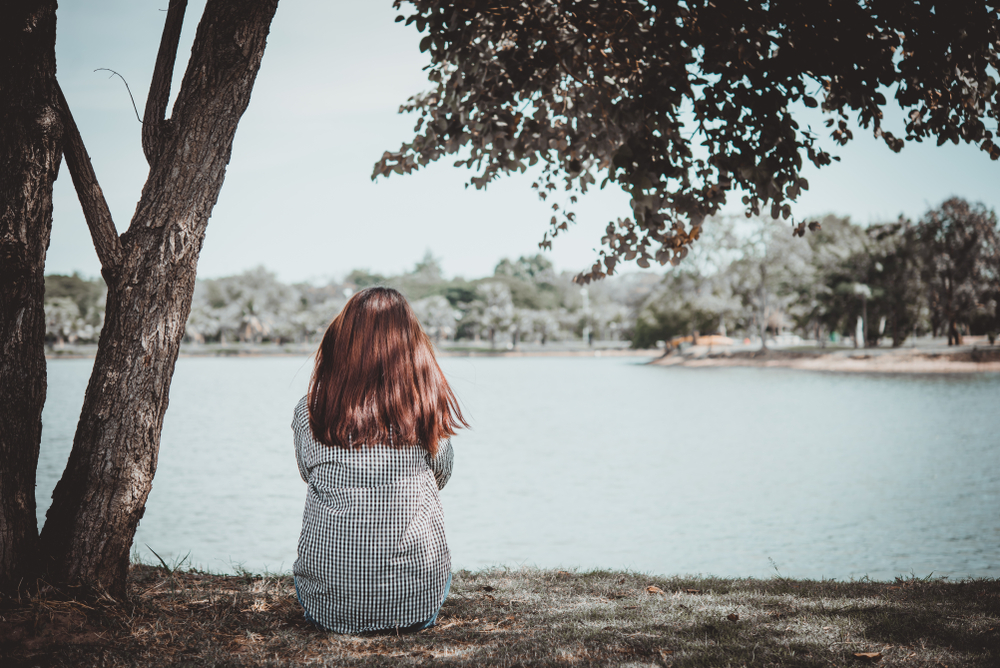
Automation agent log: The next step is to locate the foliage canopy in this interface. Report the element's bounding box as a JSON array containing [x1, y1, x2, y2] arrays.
[[375, 0, 1000, 281]]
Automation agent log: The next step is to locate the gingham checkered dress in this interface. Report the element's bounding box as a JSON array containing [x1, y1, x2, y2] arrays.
[[291, 396, 453, 633]]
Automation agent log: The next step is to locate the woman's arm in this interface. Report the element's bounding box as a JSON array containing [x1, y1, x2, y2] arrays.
[[426, 438, 454, 490], [294, 436, 309, 483], [292, 404, 310, 483]]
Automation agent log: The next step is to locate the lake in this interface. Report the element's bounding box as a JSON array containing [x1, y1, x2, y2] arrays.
[[37, 355, 1000, 581]]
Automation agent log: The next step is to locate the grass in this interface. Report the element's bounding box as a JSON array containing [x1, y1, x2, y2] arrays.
[[1, 565, 997, 667]]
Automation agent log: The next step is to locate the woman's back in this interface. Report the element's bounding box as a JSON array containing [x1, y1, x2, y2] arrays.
[[292, 287, 464, 633], [292, 396, 453, 633]]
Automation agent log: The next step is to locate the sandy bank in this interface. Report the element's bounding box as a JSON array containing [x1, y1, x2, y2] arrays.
[[436, 348, 653, 358], [650, 344, 1000, 373]]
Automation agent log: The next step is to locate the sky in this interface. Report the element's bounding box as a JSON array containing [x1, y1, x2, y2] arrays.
[[48, 0, 1000, 284]]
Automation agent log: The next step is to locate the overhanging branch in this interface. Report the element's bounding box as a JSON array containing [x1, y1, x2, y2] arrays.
[[142, 0, 187, 164], [56, 82, 123, 274]]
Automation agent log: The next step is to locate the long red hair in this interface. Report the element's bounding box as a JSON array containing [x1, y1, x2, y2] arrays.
[[308, 287, 466, 455]]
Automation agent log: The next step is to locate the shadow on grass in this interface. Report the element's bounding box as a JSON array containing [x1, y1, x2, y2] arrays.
[[2, 566, 998, 667]]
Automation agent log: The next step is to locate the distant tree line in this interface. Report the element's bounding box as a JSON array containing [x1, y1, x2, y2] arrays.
[[45, 199, 998, 350], [632, 198, 1000, 349], [181, 252, 653, 349]]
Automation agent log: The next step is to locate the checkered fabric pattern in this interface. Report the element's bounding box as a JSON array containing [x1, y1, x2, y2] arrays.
[[291, 396, 453, 633]]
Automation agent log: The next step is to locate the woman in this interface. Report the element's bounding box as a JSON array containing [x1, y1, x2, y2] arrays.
[[292, 287, 466, 633]]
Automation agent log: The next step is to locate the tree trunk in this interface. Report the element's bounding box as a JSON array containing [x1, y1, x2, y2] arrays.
[[756, 264, 768, 351], [861, 294, 870, 348], [892, 330, 904, 348], [0, 0, 61, 595], [38, 0, 279, 597], [948, 319, 962, 346]]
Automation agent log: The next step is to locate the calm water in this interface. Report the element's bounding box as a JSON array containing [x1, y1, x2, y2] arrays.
[[37, 355, 1000, 581]]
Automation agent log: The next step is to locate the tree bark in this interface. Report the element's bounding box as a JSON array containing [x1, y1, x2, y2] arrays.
[[142, 0, 188, 165], [56, 82, 122, 275], [0, 0, 61, 595], [38, 0, 279, 597]]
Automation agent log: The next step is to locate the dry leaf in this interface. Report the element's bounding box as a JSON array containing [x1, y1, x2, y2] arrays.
[[685, 589, 701, 594], [726, 613, 739, 622], [659, 649, 674, 658], [618, 577, 626, 584], [853, 652, 882, 662], [646, 586, 665, 595]]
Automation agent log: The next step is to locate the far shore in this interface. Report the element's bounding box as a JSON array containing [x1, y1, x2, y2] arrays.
[[43, 338, 1000, 373], [43, 341, 654, 360]]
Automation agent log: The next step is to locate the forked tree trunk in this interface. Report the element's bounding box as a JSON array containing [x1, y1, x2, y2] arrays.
[[0, 0, 61, 594], [37, 0, 279, 597]]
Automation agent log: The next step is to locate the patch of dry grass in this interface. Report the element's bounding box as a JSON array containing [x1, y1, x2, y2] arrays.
[[1, 565, 997, 667]]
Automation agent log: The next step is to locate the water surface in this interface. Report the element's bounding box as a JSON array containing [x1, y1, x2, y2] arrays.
[[38, 355, 1000, 580]]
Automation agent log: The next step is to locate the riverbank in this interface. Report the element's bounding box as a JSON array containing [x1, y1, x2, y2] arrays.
[[3, 565, 997, 667], [45, 339, 1000, 372], [44, 341, 650, 360], [652, 342, 1000, 373]]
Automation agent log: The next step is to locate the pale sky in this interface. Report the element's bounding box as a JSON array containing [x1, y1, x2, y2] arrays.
[[48, 1, 999, 283]]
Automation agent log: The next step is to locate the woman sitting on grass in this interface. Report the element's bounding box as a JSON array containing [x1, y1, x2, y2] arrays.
[[292, 287, 466, 633]]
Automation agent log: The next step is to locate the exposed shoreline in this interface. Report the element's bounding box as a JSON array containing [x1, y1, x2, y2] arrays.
[[650, 343, 1000, 373], [43, 343, 655, 360], [43, 341, 1000, 373]]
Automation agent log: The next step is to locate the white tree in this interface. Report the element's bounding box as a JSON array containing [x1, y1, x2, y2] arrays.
[[728, 217, 815, 349], [412, 295, 458, 342], [44, 298, 82, 346], [478, 282, 515, 349]]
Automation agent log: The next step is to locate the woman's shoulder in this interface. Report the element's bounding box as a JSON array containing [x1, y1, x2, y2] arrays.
[[295, 396, 428, 464], [293, 395, 319, 449], [295, 394, 309, 416], [293, 395, 309, 428]]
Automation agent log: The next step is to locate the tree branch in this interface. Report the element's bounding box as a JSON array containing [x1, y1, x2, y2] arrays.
[[95, 68, 143, 123], [142, 0, 187, 164], [56, 82, 123, 275]]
